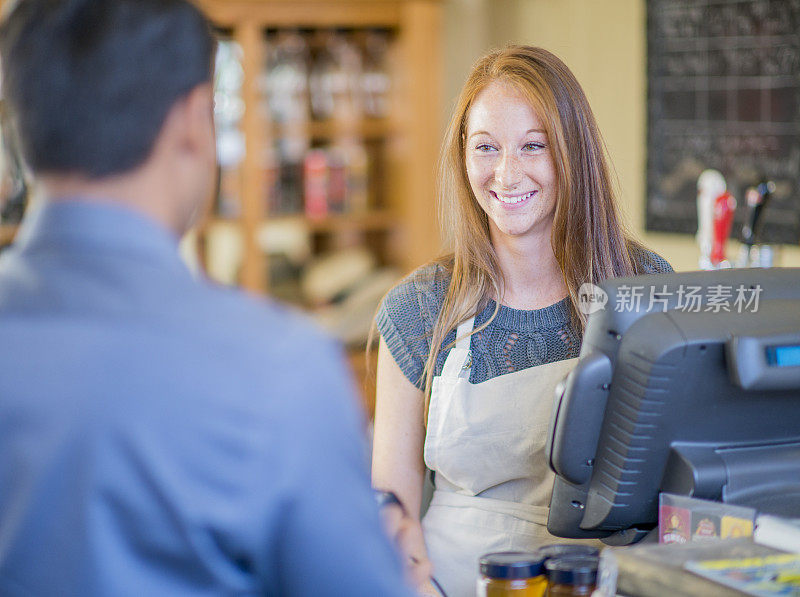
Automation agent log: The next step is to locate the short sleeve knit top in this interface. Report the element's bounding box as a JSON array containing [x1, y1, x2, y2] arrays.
[[375, 247, 673, 389]]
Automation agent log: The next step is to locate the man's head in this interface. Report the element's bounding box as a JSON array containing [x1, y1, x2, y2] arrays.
[[0, 0, 217, 232]]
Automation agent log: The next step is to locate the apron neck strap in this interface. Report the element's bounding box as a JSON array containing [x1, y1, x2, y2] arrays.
[[455, 316, 476, 350], [440, 316, 476, 379]]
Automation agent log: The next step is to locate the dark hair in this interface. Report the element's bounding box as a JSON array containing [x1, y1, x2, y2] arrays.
[[0, 0, 215, 178]]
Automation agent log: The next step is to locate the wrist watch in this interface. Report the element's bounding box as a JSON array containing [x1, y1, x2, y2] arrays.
[[373, 489, 406, 514]]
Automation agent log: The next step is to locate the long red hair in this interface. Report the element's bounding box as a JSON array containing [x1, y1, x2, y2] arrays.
[[421, 46, 643, 415]]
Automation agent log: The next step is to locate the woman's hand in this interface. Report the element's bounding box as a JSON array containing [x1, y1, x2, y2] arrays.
[[378, 498, 433, 591]]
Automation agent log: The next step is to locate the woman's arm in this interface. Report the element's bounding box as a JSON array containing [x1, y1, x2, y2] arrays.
[[372, 335, 433, 590], [372, 335, 427, 518]]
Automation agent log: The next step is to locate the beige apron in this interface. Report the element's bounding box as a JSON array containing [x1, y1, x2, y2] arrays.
[[422, 316, 579, 597]]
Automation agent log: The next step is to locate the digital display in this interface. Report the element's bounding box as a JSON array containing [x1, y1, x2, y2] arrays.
[[766, 345, 800, 368]]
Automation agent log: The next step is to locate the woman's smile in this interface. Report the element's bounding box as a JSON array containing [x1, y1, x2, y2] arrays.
[[489, 189, 538, 206]]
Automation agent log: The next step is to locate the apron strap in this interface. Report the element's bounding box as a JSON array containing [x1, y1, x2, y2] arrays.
[[455, 317, 475, 350], [440, 316, 476, 379]]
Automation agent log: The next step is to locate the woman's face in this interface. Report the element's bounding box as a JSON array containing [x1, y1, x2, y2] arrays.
[[464, 80, 557, 244]]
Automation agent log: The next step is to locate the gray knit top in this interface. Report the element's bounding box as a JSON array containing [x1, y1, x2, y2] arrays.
[[376, 248, 673, 389]]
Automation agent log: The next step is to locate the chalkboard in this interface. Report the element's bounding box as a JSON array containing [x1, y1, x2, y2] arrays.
[[646, 0, 800, 244]]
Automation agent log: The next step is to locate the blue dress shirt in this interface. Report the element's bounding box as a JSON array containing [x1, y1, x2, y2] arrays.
[[0, 200, 412, 596]]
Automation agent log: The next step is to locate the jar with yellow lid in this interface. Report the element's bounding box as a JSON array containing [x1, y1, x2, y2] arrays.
[[477, 552, 547, 597]]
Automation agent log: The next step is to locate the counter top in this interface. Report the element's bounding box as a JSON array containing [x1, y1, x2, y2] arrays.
[[609, 537, 786, 596]]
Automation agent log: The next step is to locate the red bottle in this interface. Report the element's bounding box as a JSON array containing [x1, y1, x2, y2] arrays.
[[711, 191, 736, 267]]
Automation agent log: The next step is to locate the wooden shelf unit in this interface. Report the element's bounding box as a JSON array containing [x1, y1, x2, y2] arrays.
[[196, 0, 443, 295], [297, 119, 396, 142]]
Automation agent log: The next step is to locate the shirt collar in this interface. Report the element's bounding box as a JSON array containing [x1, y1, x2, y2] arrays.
[[15, 198, 185, 268]]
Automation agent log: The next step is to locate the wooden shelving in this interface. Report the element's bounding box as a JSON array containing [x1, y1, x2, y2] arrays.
[[271, 210, 397, 232], [199, 0, 404, 29], [195, 0, 443, 297], [203, 210, 396, 235], [291, 119, 395, 142]]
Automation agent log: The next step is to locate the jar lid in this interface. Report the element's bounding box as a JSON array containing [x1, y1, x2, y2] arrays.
[[479, 552, 545, 579], [537, 543, 600, 562], [544, 555, 599, 586]]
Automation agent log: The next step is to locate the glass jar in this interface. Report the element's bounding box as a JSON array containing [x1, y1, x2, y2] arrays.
[[544, 555, 599, 596], [478, 552, 547, 597]]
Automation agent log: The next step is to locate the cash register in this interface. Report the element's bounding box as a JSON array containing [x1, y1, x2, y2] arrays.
[[546, 268, 800, 545]]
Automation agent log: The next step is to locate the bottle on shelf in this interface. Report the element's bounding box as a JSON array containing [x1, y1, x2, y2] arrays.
[[324, 144, 347, 215], [300, 138, 369, 219], [309, 30, 363, 128], [213, 37, 246, 219], [271, 133, 308, 215], [308, 31, 336, 122], [263, 30, 311, 215], [303, 147, 329, 218], [264, 29, 311, 126], [360, 30, 391, 119], [336, 136, 369, 213]]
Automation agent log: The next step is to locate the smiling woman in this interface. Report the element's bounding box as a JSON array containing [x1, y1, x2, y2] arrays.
[[371, 46, 672, 597]]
